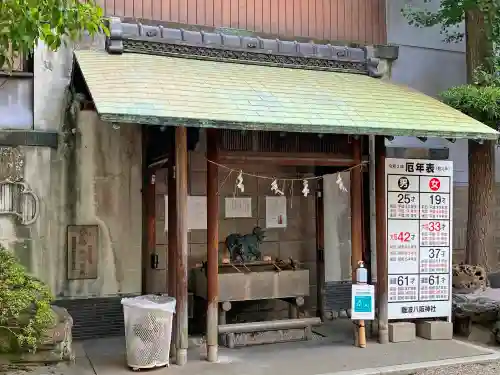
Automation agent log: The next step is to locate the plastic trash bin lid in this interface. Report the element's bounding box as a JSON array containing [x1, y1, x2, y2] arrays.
[[121, 294, 176, 313]]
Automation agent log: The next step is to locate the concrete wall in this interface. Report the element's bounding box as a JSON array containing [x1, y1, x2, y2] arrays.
[[0, 42, 74, 286], [1, 37, 143, 297], [387, 0, 466, 98], [67, 110, 142, 296], [1, 110, 143, 297]]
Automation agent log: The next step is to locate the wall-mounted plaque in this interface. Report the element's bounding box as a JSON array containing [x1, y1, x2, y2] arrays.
[[67, 225, 99, 280]]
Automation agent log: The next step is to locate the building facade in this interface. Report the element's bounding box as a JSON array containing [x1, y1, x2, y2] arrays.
[[2, 0, 496, 345], [0, 0, 389, 337]]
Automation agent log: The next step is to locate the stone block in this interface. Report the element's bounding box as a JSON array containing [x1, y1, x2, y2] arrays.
[[189, 244, 207, 265], [259, 241, 280, 259], [189, 229, 207, 244], [35, 306, 74, 362], [279, 219, 303, 241], [416, 321, 453, 340], [189, 171, 207, 195], [388, 322, 416, 343], [280, 241, 303, 260], [189, 150, 206, 172], [302, 240, 317, 262]]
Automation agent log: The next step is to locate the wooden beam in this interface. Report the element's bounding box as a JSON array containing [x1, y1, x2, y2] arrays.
[[206, 128, 219, 362], [350, 138, 365, 347], [167, 148, 177, 358], [218, 151, 355, 167], [175, 126, 189, 366], [375, 136, 389, 344]]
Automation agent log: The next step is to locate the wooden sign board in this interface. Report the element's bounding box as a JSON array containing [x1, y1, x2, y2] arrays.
[[67, 225, 99, 280]]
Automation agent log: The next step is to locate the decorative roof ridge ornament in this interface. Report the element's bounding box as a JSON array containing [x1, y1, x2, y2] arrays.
[[103, 17, 384, 76], [105, 17, 124, 54], [366, 57, 383, 78]]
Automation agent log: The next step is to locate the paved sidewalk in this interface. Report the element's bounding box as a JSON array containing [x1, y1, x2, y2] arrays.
[[69, 334, 500, 375]]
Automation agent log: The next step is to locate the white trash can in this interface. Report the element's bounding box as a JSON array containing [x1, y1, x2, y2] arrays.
[[121, 295, 176, 370]]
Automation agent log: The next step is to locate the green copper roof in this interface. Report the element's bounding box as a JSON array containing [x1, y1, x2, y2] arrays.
[[75, 50, 498, 140]]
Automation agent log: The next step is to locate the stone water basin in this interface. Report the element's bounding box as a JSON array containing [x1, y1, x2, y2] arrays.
[[192, 263, 310, 302]]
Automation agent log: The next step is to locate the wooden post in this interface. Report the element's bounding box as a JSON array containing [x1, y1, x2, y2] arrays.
[[146, 170, 156, 292], [350, 137, 365, 348], [375, 136, 389, 344], [175, 126, 189, 366], [206, 128, 219, 362], [167, 150, 177, 358], [141, 128, 149, 294], [315, 178, 325, 319]]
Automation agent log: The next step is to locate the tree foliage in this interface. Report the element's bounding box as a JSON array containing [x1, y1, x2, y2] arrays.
[[402, 0, 500, 78], [403, 1, 500, 126], [0, 245, 54, 353], [0, 0, 107, 72], [440, 57, 500, 129], [441, 85, 500, 127], [402, 0, 500, 45]]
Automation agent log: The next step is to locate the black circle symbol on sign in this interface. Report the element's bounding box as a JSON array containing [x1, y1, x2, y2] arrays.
[[398, 177, 410, 190]]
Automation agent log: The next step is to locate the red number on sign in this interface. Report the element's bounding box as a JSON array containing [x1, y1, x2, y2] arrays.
[[428, 222, 441, 232], [397, 232, 411, 242]]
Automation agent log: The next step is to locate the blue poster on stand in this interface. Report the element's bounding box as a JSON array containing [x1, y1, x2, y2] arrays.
[[351, 284, 375, 320]]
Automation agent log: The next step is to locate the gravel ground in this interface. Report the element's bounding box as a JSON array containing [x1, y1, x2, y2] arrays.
[[1, 364, 65, 375], [414, 361, 500, 375]]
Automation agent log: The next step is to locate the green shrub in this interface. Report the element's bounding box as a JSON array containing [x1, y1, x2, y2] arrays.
[[440, 84, 500, 128], [0, 245, 54, 353]]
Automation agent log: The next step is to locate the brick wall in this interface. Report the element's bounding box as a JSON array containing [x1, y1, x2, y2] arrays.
[[148, 150, 318, 321]]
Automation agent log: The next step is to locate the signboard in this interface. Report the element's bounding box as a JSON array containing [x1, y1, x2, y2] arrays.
[[351, 284, 375, 320], [164, 196, 207, 230], [265, 196, 287, 228], [225, 197, 252, 218], [386, 158, 453, 320], [67, 225, 99, 280]]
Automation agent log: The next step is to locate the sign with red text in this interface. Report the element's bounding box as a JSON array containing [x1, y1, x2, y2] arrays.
[[386, 158, 453, 320]]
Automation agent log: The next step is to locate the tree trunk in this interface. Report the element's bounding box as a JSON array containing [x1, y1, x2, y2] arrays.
[[466, 140, 495, 270], [465, 8, 492, 81], [464, 7, 496, 269]]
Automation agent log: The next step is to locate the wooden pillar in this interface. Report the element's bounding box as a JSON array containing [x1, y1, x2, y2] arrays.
[[206, 128, 219, 362], [350, 137, 365, 347], [175, 126, 189, 366], [375, 136, 389, 344], [141, 127, 150, 294], [315, 178, 325, 319], [146, 170, 156, 292], [167, 149, 177, 357]]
